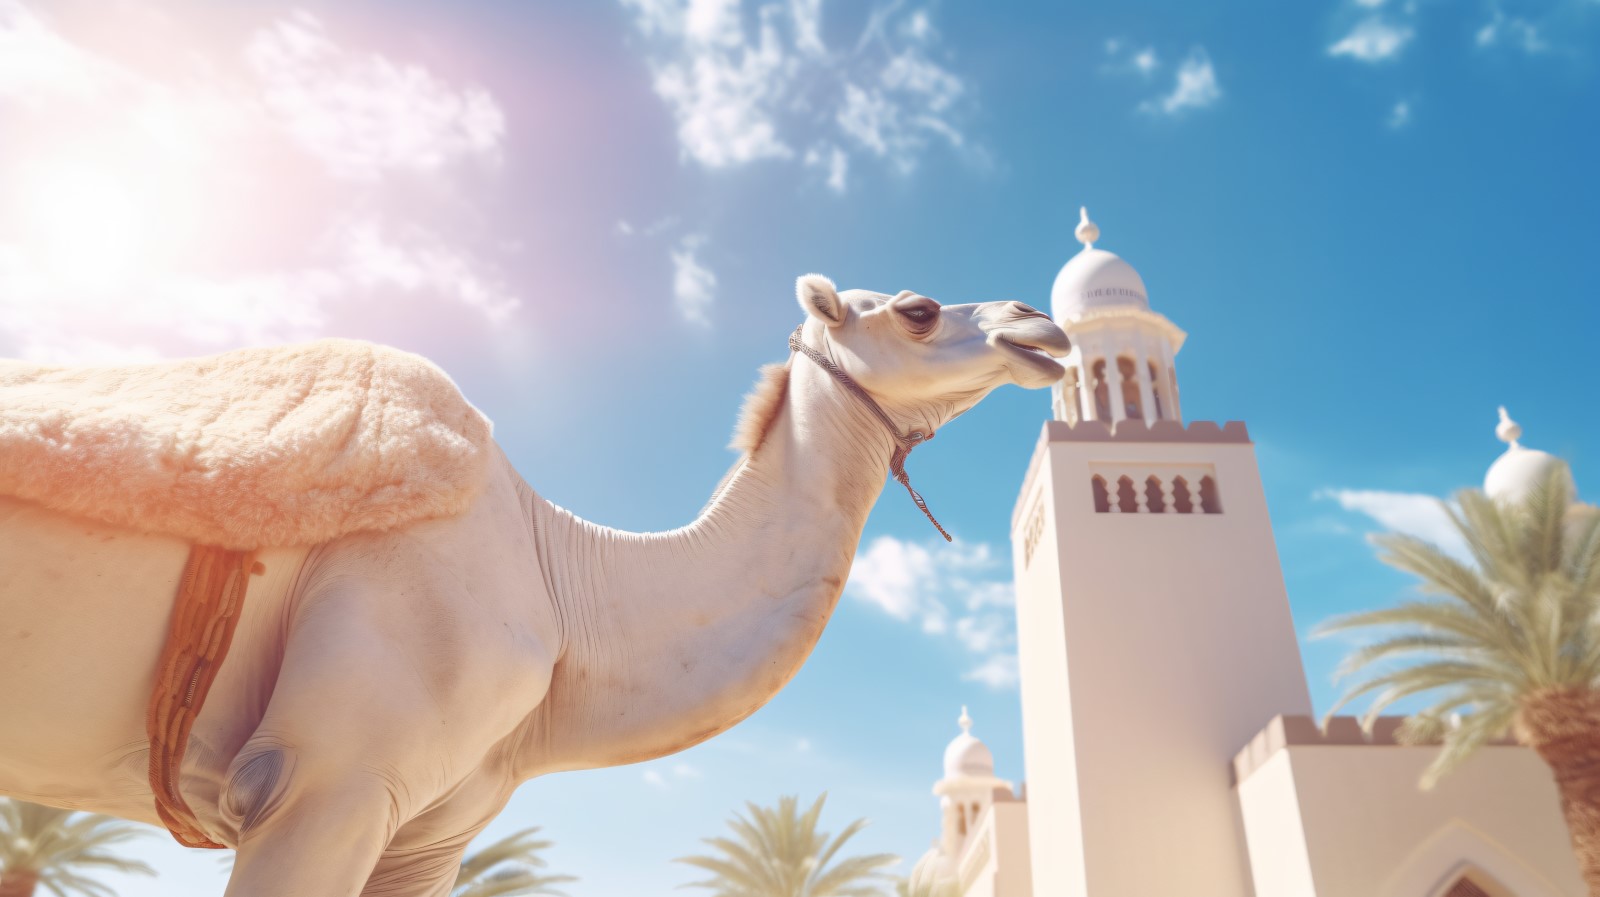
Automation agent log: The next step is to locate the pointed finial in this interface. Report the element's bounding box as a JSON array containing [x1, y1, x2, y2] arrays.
[[1496, 406, 1522, 449], [1075, 206, 1099, 250], [958, 706, 973, 734]]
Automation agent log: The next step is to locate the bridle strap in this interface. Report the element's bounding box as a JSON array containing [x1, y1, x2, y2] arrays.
[[789, 325, 952, 542]]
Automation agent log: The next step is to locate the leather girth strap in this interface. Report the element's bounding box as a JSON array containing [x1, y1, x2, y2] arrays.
[[146, 544, 258, 848]]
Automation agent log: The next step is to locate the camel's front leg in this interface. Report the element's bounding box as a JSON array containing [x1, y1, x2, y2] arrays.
[[217, 571, 537, 897], [224, 766, 403, 897], [358, 763, 515, 897]]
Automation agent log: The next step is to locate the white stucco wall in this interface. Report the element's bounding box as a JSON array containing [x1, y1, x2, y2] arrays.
[[955, 799, 1031, 897], [1235, 721, 1583, 897], [1012, 420, 1313, 897]]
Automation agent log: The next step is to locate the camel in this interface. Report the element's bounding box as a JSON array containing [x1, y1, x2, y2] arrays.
[[0, 275, 1070, 897]]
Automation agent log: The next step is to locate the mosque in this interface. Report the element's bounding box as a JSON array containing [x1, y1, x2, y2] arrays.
[[905, 211, 1587, 897]]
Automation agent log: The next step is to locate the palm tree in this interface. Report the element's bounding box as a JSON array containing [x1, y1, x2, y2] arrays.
[[0, 800, 155, 897], [1320, 463, 1600, 890], [677, 794, 898, 897], [453, 827, 575, 897]]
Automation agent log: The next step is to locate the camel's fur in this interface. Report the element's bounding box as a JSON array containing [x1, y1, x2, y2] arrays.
[[0, 338, 493, 549], [728, 362, 791, 454]]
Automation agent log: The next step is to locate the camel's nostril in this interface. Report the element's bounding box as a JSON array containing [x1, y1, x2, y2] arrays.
[[1010, 301, 1043, 317]]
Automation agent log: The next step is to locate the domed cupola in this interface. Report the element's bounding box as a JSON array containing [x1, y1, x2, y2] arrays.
[[1051, 208, 1152, 319], [1485, 407, 1575, 505], [943, 706, 997, 779], [1045, 208, 1188, 429]]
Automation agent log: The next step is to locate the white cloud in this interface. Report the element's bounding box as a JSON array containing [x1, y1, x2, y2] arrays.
[[954, 615, 1008, 654], [641, 759, 703, 789], [1104, 39, 1160, 78], [1328, 16, 1414, 62], [1387, 99, 1411, 128], [247, 11, 505, 180], [880, 49, 963, 112], [1314, 488, 1470, 559], [0, 6, 518, 362], [849, 535, 940, 622], [0, 218, 518, 362], [644, 2, 793, 168], [671, 234, 716, 326], [790, 0, 825, 56], [1142, 48, 1221, 116], [620, 0, 971, 187], [339, 221, 519, 322], [804, 143, 848, 192], [964, 654, 1019, 689], [1476, 10, 1548, 54], [0, 1, 115, 100], [846, 535, 1019, 689]]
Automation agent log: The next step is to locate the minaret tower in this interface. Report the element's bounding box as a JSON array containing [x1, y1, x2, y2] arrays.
[[1049, 208, 1188, 427], [908, 708, 1033, 897], [1010, 210, 1312, 896], [934, 707, 1011, 867]]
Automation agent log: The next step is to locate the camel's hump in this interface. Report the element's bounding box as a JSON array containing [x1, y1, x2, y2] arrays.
[[0, 338, 495, 549]]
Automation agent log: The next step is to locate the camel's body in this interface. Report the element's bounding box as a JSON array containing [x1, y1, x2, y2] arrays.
[[0, 277, 1069, 897]]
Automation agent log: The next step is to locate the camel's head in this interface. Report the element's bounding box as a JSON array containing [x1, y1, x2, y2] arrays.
[[791, 273, 1071, 427]]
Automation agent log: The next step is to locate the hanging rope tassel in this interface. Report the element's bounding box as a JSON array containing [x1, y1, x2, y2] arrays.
[[892, 444, 952, 542]]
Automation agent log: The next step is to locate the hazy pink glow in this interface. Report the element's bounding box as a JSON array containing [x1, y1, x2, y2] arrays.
[[0, 2, 518, 363]]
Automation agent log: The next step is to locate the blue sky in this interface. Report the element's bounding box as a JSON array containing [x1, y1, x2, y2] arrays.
[[2, 0, 1598, 894]]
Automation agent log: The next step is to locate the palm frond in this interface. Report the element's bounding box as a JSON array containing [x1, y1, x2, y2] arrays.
[[0, 800, 155, 897], [1321, 463, 1600, 789], [676, 794, 898, 896], [454, 826, 574, 897]]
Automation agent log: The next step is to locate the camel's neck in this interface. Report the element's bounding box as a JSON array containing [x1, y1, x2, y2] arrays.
[[517, 344, 896, 774]]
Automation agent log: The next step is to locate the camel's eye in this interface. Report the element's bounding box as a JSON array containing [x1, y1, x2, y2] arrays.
[[894, 296, 941, 334]]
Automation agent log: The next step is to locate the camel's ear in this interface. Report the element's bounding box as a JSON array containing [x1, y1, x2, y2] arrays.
[[796, 273, 845, 327]]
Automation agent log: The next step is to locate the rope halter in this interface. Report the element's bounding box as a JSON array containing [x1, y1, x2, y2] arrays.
[[788, 325, 952, 542]]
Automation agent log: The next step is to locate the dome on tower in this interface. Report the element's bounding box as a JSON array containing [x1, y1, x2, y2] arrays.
[[942, 707, 996, 779], [1484, 407, 1574, 505], [1050, 207, 1151, 321]]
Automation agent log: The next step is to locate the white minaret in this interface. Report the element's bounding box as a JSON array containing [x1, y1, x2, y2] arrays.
[[908, 708, 1033, 897], [1048, 208, 1187, 427], [1011, 210, 1312, 896], [934, 707, 1011, 866]]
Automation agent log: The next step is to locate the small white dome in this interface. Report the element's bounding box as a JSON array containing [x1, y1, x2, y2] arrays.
[[942, 707, 996, 779], [1485, 447, 1569, 505], [1050, 209, 1150, 320], [1484, 408, 1574, 505]]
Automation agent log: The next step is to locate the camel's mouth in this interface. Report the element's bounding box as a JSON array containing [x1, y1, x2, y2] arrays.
[[990, 324, 1070, 385]]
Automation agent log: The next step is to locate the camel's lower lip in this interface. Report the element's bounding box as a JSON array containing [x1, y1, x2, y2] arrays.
[[996, 336, 1067, 379]]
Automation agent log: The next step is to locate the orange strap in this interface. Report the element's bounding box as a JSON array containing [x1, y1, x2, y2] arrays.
[[146, 544, 257, 848]]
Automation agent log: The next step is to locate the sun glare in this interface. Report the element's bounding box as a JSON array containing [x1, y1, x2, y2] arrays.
[[17, 164, 145, 288]]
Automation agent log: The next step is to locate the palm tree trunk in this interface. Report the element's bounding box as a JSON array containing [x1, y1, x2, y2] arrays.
[[1519, 687, 1600, 894], [0, 869, 40, 897]]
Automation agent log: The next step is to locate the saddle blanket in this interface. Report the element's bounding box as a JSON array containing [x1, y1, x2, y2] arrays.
[[0, 338, 494, 549]]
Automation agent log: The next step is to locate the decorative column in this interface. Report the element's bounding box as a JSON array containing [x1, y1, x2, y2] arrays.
[[1135, 352, 1157, 424], [1104, 351, 1126, 424], [1077, 338, 1100, 423], [1161, 343, 1182, 422]]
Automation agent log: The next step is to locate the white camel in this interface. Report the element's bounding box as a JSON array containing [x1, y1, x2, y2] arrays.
[[0, 275, 1069, 897]]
